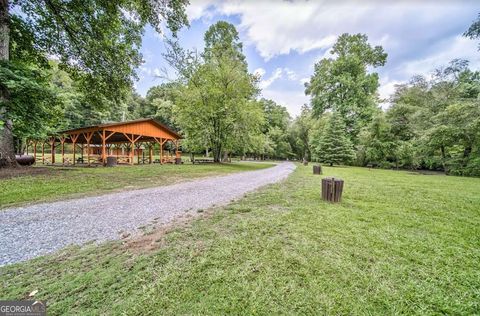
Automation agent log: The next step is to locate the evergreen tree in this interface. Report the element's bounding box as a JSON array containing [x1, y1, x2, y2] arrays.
[[314, 112, 355, 166]]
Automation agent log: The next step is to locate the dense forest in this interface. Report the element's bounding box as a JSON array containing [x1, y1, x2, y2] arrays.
[[1, 1, 479, 175]]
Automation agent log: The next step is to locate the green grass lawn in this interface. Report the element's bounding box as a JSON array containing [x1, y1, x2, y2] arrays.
[[0, 162, 274, 208], [1, 165, 479, 314]]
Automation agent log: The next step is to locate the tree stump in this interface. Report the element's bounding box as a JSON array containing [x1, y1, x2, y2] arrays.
[[321, 177, 344, 203], [106, 156, 117, 167], [313, 165, 322, 175]]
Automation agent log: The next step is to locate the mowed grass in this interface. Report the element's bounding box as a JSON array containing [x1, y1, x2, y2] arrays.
[[1, 165, 479, 314], [0, 162, 274, 208]]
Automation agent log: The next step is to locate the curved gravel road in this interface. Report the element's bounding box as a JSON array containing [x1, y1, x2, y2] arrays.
[[0, 162, 295, 266]]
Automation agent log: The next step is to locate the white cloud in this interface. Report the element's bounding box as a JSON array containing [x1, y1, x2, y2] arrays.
[[185, 0, 216, 22], [284, 68, 297, 81], [139, 66, 164, 78], [379, 79, 401, 101], [260, 89, 309, 117], [259, 68, 283, 89], [378, 78, 403, 108], [300, 77, 310, 85], [253, 67, 266, 77], [153, 68, 162, 77], [188, 0, 477, 62], [258, 68, 301, 89], [174, 0, 479, 117], [398, 36, 480, 79]]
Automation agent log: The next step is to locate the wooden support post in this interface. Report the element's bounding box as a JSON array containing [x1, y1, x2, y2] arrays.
[[33, 141, 37, 164], [136, 143, 141, 165], [128, 142, 133, 165], [72, 141, 76, 165], [84, 132, 94, 166], [122, 133, 142, 165], [71, 134, 79, 166], [160, 138, 163, 164], [97, 130, 115, 166], [101, 129, 106, 166], [87, 139, 90, 166], [60, 136, 65, 165], [81, 143, 84, 162], [50, 137, 56, 164], [62, 139, 65, 165], [149, 143, 153, 164], [175, 140, 180, 158], [41, 141, 45, 164], [152, 137, 166, 164]]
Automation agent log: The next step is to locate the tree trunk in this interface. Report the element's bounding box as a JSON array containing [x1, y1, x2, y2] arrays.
[[463, 146, 472, 159], [0, 0, 16, 168], [213, 146, 222, 163], [0, 0, 7, 59], [440, 145, 448, 175]]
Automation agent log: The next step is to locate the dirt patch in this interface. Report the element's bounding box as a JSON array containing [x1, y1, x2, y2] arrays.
[[408, 170, 445, 176], [122, 208, 216, 255], [0, 166, 59, 180]]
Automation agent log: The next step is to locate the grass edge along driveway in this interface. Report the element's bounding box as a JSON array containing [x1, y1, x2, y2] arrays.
[[1, 165, 479, 314], [0, 162, 275, 208]]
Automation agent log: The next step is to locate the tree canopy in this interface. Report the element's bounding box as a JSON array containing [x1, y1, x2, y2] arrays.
[[305, 33, 387, 142], [167, 21, 263, 162], [1, 7, 479, 178], [0, 0, 189, 166]]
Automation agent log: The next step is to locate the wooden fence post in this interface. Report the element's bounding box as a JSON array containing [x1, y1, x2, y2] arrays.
[[321, 177, 344, 203]]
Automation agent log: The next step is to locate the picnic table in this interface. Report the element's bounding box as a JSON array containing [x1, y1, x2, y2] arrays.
[[153, 158, 175, 164], [191, 158, 214, 164]]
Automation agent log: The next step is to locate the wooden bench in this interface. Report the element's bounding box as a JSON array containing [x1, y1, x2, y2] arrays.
[[115, 155, 132, 164]]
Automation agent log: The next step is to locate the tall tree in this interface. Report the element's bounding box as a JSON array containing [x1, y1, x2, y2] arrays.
[[259, 98, 291, 159], [136, 83, 180, 130], [305, 33, 387, 142], [169, 21, 262, 162], [289, 105, 313, 160], [372, 59, 480, 175], [464, 13, 480, 50], [312, 111, 355, 166], [358, 112, 397, 168], [0, 0, 188, 166]]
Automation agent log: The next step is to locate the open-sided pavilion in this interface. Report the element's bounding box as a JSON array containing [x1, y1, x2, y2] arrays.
[[26, 118, 182, 166]]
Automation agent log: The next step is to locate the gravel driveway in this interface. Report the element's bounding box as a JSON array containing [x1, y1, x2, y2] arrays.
[[0, 162, 295, 266]]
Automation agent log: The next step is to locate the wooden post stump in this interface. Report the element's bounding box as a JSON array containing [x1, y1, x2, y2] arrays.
[[313, 165, 322, 175], [321, 177, 344, 203], [106, 156, 117, 167]]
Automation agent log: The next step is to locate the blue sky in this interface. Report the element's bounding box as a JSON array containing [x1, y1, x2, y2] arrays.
[[135, 0, 480, 117]]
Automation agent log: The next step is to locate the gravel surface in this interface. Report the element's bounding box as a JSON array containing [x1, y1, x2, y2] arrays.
[[0, 162, 295, 266]]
